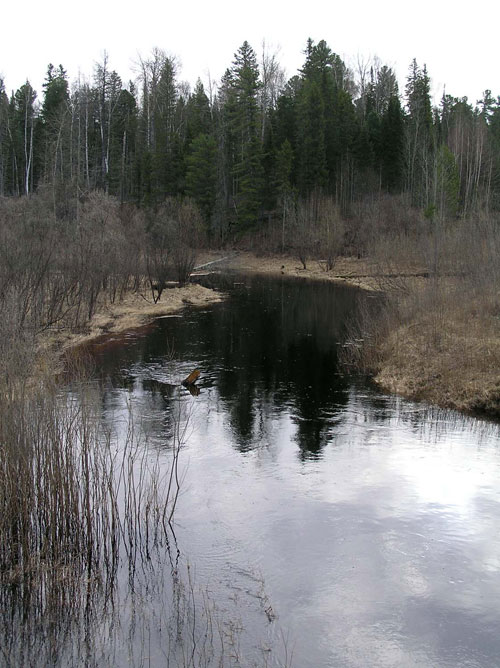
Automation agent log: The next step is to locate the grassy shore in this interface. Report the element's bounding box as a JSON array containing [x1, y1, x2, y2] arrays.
[[361, 278, 500, 418], [42, 282, 224, 356]]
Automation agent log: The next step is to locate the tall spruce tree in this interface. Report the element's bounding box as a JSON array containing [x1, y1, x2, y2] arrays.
[[226, 41, 263, 228], [41, 64, 70, 187], [0, 79, 10, 195], [380, 95, 405, 191], [405, 59, 434, 206], [296, 79, 327, 194], [295, 39, 357, 203], [186, 133, 217, 228]]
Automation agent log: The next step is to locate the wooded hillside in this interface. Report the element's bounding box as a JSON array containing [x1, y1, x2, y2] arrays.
[[1, 40, 499, 246]]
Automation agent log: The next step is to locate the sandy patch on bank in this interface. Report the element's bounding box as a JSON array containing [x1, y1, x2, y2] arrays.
[[47, 283, 224, 353], [220, 251, 382, 291]]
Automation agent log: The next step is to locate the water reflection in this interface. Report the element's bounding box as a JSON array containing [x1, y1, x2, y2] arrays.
[[72, 273, 500, 668], [89, 274, 358, 458]]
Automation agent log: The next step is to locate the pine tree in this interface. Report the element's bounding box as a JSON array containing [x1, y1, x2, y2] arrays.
[[380, 95, 405, 192], [185, 133, 217, 227], [225, 41, 263, 229], [405, 59, 435, 206]]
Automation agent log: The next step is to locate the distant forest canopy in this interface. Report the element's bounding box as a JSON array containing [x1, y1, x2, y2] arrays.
[[1, 38, 499, 240]]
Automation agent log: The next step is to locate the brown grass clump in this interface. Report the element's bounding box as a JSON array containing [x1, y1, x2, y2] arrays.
[[344, 212, 500, 417], [371, 281, 500, 416]]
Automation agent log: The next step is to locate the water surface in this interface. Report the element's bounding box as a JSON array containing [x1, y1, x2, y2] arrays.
[[86, 273, 500, 667]]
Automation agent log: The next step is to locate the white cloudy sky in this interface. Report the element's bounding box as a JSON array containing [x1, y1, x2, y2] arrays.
[[1, 0, 497, 106]]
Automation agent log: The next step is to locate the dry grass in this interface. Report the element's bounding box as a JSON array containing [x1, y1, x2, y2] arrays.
[[372, 279, 500, 416], [43, 281, 224, 353], [223, 251, 382, 291], [341, 214, 500, 418]]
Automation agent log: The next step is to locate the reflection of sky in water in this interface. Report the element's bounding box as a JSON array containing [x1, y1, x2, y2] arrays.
[[87, 274, 500, 668]]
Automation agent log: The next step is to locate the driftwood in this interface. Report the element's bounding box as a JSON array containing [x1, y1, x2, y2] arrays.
[[181, 369, 200, 386], [192, 254, 237, 272]]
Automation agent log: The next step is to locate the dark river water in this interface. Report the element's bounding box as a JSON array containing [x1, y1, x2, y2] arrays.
[[83, 273, 500, 668]]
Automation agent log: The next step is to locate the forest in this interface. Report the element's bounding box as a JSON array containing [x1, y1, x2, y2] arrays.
[[1, 38, 499, 248]]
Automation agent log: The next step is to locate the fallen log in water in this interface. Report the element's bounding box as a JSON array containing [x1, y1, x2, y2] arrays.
[[181, 369, 200, 386]]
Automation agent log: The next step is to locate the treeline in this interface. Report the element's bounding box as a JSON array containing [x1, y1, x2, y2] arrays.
[[1, 39, 500, 242]]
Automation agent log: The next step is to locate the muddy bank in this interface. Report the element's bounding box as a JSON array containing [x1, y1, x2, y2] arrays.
[[220, 250, 383, 291], [44, 282, 224, 356]]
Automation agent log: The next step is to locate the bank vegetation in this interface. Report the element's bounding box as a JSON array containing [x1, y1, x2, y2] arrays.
[[0, 189, 219, 665]]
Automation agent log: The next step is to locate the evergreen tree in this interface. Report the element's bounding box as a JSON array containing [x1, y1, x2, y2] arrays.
[[185, 80, 212, 143], [380, 95, 405, 191], [152, 57, 178, 198], [295, 39, 356, 201], [185, 133, 217, 227], [135, 49, 179, 204], [41, 64, 70, 187], [372, 65, 399, 115], [41, 64, 69, 124], [9, 82, 38, 195], [296, 79, 327, 194], [488, 97, 500, 208], [0, 79, 10, 195], [108, 86, 137, 200], [274, 138, 295, 250], [224, 41, 263, 228], [405, 59, 435, 206]]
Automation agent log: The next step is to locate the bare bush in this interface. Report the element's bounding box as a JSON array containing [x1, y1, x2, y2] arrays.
[[146, 198, 205, 294], [162, 198, 205, 286], [290, 196, 318, 269], [0, 191, 152, 336], [316, 197, 345, 272]]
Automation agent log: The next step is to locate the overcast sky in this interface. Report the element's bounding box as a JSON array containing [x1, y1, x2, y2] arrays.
[[1, 0, 498, 106]]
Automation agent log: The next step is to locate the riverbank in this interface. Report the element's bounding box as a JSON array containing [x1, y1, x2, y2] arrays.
[[43, 248, 499, 419], [218, 251, 500, 419], [43, 282, 224, 356], [216, 250, 384, 291], [365, 280, 500, 419]]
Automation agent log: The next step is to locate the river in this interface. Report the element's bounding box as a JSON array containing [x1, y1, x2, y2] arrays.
[[52, 274, 500, 665]]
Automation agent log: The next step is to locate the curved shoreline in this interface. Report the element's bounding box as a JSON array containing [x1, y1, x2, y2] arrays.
[[219, 252, 500, 421], [48, 251, 499, 421], [219, 250, 382, 291], [44, 282, 224, 356]]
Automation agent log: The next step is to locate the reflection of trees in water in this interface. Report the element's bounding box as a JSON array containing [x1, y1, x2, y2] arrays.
[[288, 337, 344, 459], [86, 274, 364, 457], [199, 275, 357, 456]]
